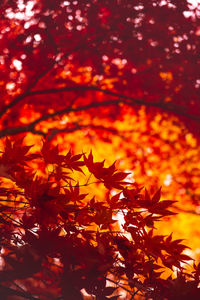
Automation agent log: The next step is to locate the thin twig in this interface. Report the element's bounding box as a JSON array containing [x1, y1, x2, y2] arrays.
[[0, 284, 39, 300], [105, 276, 134, 295]]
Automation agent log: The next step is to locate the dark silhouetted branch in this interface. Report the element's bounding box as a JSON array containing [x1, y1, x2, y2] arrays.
[[22, 85, 200, 121], [0, 284, 39, 300]]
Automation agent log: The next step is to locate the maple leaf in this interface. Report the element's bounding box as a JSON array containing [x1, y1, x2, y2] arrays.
[[1, 138, 34, 166], [122, 186, 144, 208], [0, 164, 14, 180], [41, 140, 64, 164], [103, 171, 131, 190], [108, 192, 123, 209], [192, 262, 200, 281], [65, 183, 88, 204], [137, 188, 177, 216], [84, 151, 130, 189], [143, 229, 166, 259], [54, 165, 74, 182], [84, 151, 106, 179], [63, 150, 85, 173]]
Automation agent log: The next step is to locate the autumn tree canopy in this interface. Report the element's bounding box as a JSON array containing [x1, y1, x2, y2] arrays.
[[1, 0, 200, 134], [0, 0, 200, 299], [0, 139, 199, 300]]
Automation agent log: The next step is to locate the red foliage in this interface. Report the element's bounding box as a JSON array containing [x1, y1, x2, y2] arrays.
[[0, 0, 199, 137], [0, 1, 200, 299], [0, 138, 199, 299]]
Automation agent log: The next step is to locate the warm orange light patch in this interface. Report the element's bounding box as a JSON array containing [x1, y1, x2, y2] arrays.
[[160, 71, 173, 82]]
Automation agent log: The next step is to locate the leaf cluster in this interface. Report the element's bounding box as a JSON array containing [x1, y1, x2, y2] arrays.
[[0, 138, 199, 299]]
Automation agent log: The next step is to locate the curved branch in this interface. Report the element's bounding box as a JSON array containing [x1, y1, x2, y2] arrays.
[[0, 284, 39, 300], [0, 125, 46, 138], [0, 114, 123, 139], [0, 100, 122, 138], [0, 30, 108, 120], [0, 38, 90, 119], [0, 88, 198, 138], [21, 85, 200, 121], [173, 205, 200, 216], [46, 123, 126, 140]]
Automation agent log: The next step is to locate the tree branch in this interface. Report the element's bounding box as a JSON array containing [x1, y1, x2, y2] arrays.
[[0, 100, 122, 138], [0, 30, 108, 120], [0, 284, 39, 300], [173, 205, 200, 216], [0, 113, 125, 139], [0, 37, 90, 119], [46, 123, 122, 140], [22, 85, 200, 121], [0, 85, 198, 138]]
